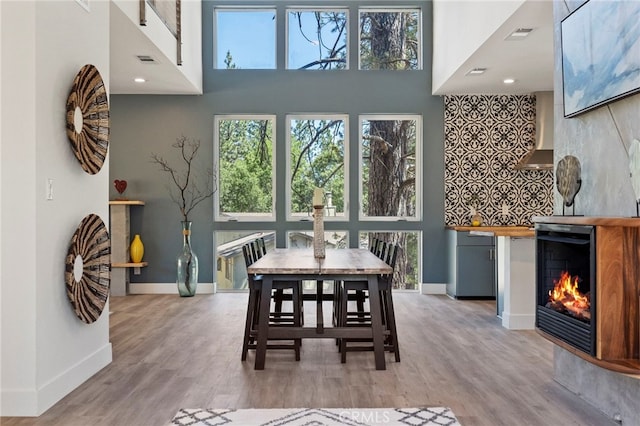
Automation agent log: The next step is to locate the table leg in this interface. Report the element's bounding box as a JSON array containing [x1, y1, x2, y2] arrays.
[[255, 275, 273, 370], [367, 275, 386, 370], [316, 280, 324, 334]]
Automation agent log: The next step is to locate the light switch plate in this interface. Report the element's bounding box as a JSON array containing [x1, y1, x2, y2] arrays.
[[46, 179, 54, 200]]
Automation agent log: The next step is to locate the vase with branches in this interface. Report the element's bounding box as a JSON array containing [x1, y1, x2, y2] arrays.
[[151, 136, 217, 296], [464, 193, 483, 226]]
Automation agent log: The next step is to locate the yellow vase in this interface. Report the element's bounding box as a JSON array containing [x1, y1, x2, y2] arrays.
[[471, 212, 483, 227], [130, 234, 144, 263]]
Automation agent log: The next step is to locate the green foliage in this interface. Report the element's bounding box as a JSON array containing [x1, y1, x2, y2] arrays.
[[359, 10, 419, 70], [219, 119, 273, 214], [224, 51, 237, 69], [289, 119, 345, 213]]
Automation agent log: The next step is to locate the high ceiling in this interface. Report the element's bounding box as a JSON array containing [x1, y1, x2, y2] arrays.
[[109, 2, 200, 95], [110, 1, 554, 96], [433, 0, 555, 95]]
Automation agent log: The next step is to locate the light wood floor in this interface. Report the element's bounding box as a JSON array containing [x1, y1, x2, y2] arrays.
[[2, 292, 615, 426]]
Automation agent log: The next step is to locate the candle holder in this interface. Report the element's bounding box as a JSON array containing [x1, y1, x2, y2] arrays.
[[313, 204, 325, 259]]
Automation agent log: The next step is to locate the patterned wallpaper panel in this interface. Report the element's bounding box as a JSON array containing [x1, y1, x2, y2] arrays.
[[444, 94, 554, 226]]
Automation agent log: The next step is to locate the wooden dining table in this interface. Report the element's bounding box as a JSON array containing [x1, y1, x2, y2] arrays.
[[247, 248, 393, 370]]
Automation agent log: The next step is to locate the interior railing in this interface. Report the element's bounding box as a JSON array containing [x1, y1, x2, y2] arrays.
[[139, 0, 182, 66]]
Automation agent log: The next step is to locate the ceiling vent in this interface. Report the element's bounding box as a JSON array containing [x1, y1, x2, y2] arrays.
[[136, 55, 157, 63], [505, 28, 533, 41], [466, 68, 487, 76]]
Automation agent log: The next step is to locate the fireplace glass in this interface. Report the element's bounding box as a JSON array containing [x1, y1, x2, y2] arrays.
[[535, 223, 596, 355]]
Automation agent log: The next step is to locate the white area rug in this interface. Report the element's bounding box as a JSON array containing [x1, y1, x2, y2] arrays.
[[170, 407, 460, 425]]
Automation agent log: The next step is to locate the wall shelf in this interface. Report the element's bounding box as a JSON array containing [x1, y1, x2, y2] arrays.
[[112, 262, 148, 268], [109, 200, 146, 295], [109, 200, 145, 206]]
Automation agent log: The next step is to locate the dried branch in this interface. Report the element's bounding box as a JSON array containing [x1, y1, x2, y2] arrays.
[[151, 136, 217, 222]]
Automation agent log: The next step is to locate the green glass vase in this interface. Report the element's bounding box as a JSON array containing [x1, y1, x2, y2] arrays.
[[176, 221, 198, 297]]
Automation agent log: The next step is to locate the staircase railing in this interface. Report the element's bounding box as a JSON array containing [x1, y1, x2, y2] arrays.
[[139, 0, 182, 66]]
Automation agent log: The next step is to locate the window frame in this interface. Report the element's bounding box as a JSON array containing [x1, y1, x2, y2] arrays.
[[358, 230, 421, 291], [285, 7, 350, 70], [214, 114, 277, 222], [357, 7, 423, 71], [285, 113, 350, 222], [358, 114, 422, 222], [213, 6, 277, 70]]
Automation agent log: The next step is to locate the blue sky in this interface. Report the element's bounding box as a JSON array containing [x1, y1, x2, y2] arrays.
[[215, 9, 347, 69]]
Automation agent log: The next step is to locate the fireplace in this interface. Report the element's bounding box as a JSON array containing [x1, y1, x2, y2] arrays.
[[533, 216, 640, 374], [535, 223, 596, 355]]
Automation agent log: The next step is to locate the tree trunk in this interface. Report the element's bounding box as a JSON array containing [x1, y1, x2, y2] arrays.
[[366, 13, 415, 289]]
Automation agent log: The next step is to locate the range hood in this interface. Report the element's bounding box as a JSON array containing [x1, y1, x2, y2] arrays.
[[515, 91, 554, 170]]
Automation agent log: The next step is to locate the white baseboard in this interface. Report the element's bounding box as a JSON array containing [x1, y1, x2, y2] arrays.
[[128, 282, 216, 295], [1, 343, 112, 417], [501, 312, 535, 330], [0, 388, 37, 417], [421, 283, 447, 295]]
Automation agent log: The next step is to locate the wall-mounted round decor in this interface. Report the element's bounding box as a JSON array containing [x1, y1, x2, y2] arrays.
[[65, 64, 109, 175], [65, 214, 111, 324], [556, 155, 582, 208]]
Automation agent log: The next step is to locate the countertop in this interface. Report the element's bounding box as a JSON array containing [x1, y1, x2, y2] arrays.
[[446, 225, 535, 237]]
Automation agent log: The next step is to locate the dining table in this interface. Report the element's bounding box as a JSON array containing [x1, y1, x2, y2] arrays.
[[247, 248, 393, 370]]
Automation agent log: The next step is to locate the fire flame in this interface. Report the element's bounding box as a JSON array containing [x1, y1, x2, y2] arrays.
[[548, 271, 590, 319]]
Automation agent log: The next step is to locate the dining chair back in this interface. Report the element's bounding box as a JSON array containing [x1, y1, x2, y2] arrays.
[[337, 242, 401, 363], [240, 240, 303, 362]]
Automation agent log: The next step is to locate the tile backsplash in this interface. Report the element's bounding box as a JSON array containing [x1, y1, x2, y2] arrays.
[[444, 94, 553, 226]]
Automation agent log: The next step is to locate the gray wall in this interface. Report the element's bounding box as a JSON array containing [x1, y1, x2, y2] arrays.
[[551, 2, 640, 423], [554, 1, 640, 215], [110, 0, 447, 285]]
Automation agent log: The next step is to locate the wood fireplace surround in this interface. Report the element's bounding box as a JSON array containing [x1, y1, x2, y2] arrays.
[[533, 216, 640, 375]]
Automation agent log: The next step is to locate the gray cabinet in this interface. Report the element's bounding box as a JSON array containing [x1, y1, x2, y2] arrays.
[[447, 230, 496, 299]]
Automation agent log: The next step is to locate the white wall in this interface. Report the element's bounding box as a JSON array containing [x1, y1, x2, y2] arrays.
[[112, 0, 202, 93], [1, 0, 112, 416], [432, 0, 525, 93]]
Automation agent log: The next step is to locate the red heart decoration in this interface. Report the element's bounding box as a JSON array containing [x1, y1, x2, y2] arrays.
[[114, 179, 127, 194]]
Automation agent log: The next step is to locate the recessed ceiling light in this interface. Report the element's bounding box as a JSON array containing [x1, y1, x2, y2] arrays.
[[503, 78, 516, 84], [134, 77, 146, 83], [466, 68, 487, 76]]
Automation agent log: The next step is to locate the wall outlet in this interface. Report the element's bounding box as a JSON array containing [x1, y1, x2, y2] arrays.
[[502, 203, 509, 215]]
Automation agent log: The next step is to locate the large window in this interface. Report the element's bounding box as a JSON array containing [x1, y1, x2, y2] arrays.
[[215, 116, 275, 221], [287, 115, 348, 220], [360, 115, 420, 220], [214, 8, 276, 69], [286, 8, 348, 70], [359, 8, 421, 70], [216, 231, 275, 290], [211, 4, 426, 293], [287, 230, 347, 294], [359, 231, 420, 290]]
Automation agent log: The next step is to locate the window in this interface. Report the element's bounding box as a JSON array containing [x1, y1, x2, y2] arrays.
[[286, 115, 348, 220], [286, 8, 348, 70], [359, 8, 421, 70], [287, 230, 348, 249], [215, 8, 276, 69], [215, 116, 275, 220], [287, 230, 347, 294], [215, 231, 275, 291], [359, 231, 420, 290], [360, 115, 420, 220]]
